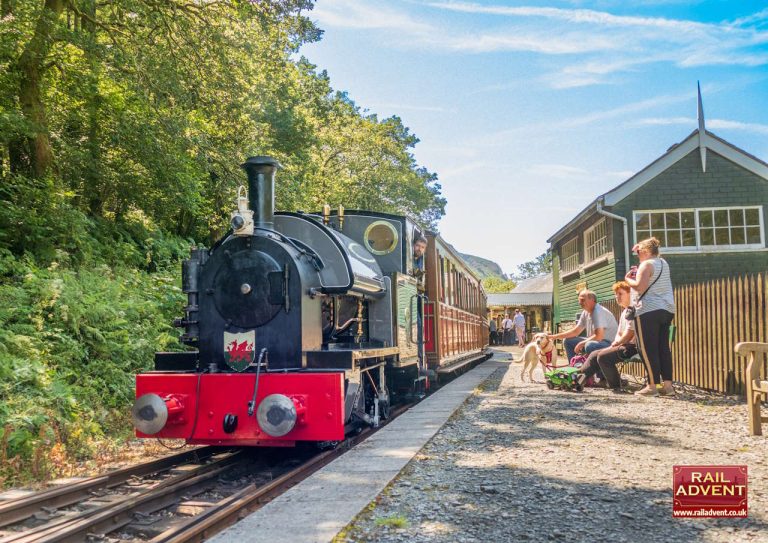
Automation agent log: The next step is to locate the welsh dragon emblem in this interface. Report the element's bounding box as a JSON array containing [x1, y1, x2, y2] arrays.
[[223, 330, 255, 372]]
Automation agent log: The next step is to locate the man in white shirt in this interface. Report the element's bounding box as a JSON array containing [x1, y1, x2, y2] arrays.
[[548, 289, 618, 362], [513, 309, 526, 347], [501, 314, 514, 345]]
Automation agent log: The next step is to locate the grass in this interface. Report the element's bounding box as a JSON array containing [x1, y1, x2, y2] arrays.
[[374, 515, 409, 529]]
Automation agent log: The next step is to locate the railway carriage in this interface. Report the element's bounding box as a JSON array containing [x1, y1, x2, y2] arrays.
[[423, 235, 489, 376], [132, 156, 489, 447]]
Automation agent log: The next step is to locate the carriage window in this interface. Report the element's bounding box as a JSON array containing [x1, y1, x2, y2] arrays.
[[364, 221, 399, 255]]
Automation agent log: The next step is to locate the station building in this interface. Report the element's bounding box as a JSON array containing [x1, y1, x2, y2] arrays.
[[487, 273, 553, 333], [548, 90, 768, 330]]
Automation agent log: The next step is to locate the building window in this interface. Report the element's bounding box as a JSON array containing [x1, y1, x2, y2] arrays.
[[584, 219, 609, 263], [697, 207, 762, 248], [635, 210, 696, 249], [634, 207, 764, 252], [561, 237, 579, 273]]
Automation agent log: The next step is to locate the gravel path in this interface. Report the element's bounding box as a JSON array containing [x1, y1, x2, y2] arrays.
[[340, 348, 768, 543]]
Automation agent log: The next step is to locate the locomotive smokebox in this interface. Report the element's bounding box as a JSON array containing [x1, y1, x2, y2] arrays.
[[240, 155, 282, 229]]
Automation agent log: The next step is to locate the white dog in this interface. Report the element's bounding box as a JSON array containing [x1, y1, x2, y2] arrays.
[[515, 332, 559, 382]]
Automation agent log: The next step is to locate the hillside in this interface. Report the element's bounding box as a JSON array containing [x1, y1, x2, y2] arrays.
[[457, 252, 507, 279]]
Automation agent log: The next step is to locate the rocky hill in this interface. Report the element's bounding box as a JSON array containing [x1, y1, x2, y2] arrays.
[[457, 252, 507, 280]]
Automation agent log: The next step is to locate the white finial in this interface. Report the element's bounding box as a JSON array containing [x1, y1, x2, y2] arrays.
[[697, 81, 707, 172]]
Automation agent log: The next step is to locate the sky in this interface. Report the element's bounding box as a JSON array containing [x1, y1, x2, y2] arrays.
[[300, 0, 768, 275]]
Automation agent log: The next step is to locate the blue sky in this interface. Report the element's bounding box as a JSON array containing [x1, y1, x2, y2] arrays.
[[300, 1, 768, 274]]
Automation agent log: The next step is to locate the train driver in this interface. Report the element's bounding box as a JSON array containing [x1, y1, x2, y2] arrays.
[[412, 235, 428, 276]]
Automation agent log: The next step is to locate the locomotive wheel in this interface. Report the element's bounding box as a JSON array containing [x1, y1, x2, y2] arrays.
[[574, 383, 584, 392], [546, 380, 555, 390]]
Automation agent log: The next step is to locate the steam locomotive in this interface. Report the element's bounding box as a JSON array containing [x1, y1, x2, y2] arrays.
[[132, 157, 489, 446]]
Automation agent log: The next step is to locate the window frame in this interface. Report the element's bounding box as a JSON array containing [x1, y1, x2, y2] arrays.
[[560, 237, 580, 274], [583, 218, 609, 264], [633, 206, 765, 254]]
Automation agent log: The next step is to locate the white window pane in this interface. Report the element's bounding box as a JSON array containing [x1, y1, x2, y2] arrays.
[[667, 230, 681, 247], [636, 213, 649, 230], [651, 231, 667, 246], [715, 228, 730, 245], [651, 213, 664, 229], [700, 228, 714, 245], [729, 209, 744, 226], [731, 227, 746, 245], [746, 227, 761, 244], [682, 230, 696, 246], [681, 212, 695, 228], [714, 209, 729, 227], [666, 212, 680, 229], [699, 210, 713, 227], [745, 208, 760, 226]]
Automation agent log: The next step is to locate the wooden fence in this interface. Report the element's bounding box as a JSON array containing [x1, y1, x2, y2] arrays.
[[618, 272, 768, 395]]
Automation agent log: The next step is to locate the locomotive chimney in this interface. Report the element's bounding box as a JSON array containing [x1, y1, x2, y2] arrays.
[[240, 156, 282, 229]]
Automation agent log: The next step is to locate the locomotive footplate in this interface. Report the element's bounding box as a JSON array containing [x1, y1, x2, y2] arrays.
[[305, 346, 400, 370]]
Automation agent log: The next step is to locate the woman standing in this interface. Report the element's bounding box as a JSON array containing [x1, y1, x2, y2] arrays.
[[625, 237, 675, 396]]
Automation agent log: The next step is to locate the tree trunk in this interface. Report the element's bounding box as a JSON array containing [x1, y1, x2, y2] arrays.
[[12, 0, 65, 177], [82, 0, 104, 215]]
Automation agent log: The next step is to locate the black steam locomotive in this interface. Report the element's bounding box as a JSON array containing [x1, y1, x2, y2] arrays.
[[132, 156, 433, 446]]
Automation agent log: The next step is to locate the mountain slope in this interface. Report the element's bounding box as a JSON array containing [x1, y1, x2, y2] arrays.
[[457, 252, 506, 280]]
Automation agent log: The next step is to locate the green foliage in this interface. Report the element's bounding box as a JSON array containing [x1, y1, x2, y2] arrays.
[[515, 249, 553, 280], [0, 1, 446, 485], [482, 276, 517, 293], [0, 231, 187, 486]]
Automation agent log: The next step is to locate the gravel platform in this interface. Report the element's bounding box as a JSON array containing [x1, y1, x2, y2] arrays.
[[340, 348, 768, 543]]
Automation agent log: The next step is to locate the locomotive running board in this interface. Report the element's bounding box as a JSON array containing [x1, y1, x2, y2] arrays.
[[436, 350, 492, 374]]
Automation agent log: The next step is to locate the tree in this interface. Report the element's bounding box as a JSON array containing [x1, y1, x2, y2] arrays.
[[0, 1, 445, 248], [482, 276, 516, 293], [515, 249, 552, 279]]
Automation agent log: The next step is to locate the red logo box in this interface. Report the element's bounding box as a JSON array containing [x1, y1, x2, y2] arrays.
[[673, 465, 748, 518]]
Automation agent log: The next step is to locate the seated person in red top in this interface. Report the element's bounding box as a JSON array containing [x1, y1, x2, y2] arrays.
[[576, 281, 638, 393]]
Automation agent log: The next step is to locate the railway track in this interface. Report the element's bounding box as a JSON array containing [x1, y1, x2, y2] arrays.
[[0, 406, 411, 543]]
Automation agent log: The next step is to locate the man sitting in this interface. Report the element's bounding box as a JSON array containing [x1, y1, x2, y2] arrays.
[[548, 289, 618, 362], [575, 281, 638, 393]]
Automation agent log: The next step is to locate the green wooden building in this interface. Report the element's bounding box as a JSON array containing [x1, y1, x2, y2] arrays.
[[548, 90, 768, 329]]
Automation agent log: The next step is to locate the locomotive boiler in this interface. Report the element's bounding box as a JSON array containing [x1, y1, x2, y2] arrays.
[[132, 156, 435, 446]]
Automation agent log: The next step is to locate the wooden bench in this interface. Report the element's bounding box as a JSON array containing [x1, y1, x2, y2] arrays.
[[735, 342, 768, 436], [617, 324, 677, 384]]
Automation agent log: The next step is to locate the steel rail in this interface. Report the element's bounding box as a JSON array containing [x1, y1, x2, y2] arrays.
[[1, 451, 240, 543], [149, 405, 412, 543], [0, 447, 217, 529]]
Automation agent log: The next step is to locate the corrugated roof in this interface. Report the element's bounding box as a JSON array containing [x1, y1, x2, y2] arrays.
[[511, 273, 553, 294], [487, 292, 552, 307]]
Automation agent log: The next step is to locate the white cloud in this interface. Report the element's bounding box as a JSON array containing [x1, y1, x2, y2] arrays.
[[635, 116, 694, 126], [312, 0, 432, 33], [706, 119, 768, 135], [428, 2, 714, 32], [371, 103, 448, 113], [314, 0, 768, 83], [423, 2, 768, 88], [527, 164, 590, 178], [634, 117, 768, 135]]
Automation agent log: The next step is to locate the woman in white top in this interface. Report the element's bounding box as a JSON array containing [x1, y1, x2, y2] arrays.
[[624, 237, 676, 397]]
